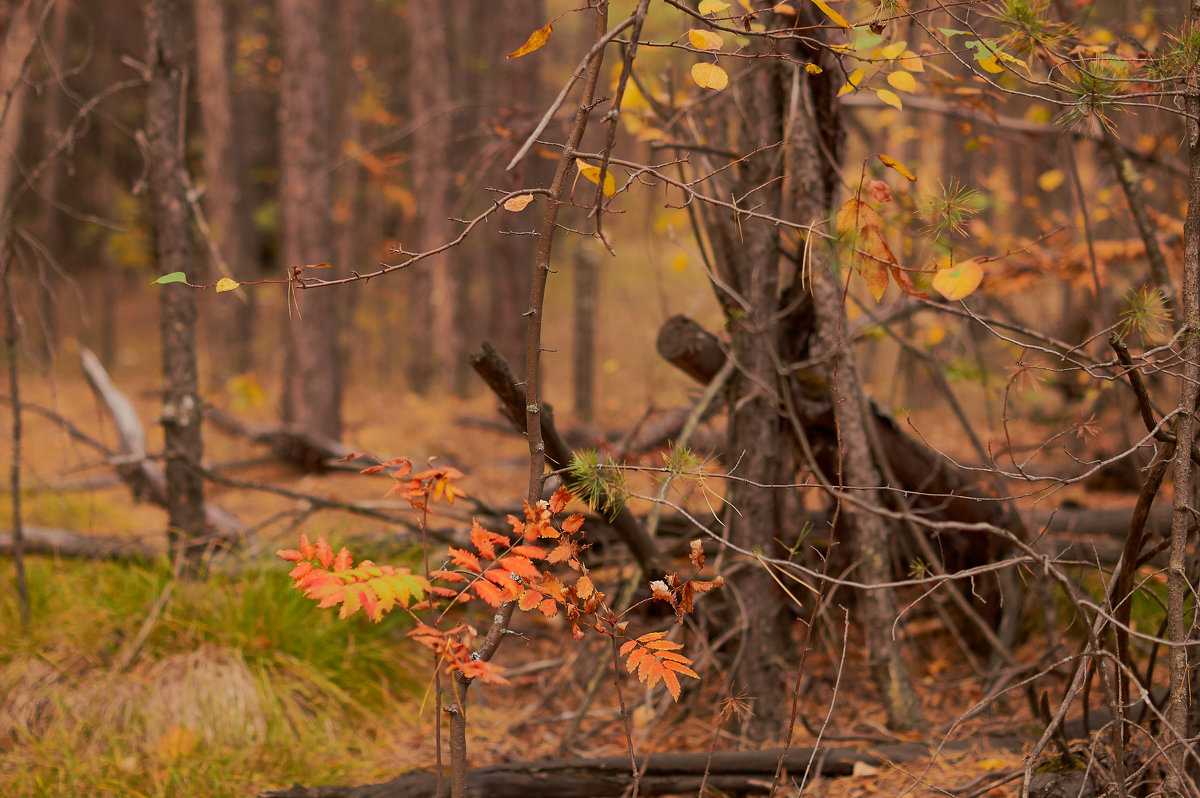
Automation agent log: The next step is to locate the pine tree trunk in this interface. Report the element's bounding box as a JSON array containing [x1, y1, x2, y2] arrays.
[[194, 0, 256, 376], [278, 0, 341, 439], [143, 0, 207, 571]]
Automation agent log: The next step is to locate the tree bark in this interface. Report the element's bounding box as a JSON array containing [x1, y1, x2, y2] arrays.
[[405, 0, 458, 395], [278, 0, 342, 440], [572, 247, 597, 423], [144, 0, 208, 572], [194, 0, 256, 376], [1164, 0, 1200, 786]]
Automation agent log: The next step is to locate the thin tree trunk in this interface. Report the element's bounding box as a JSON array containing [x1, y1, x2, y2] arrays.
[[1164, 0, 1200, 786], [573, 247, 597, 423], [194, 0, 256, 377], [33, 0, 69, 361], [406, 0, 458, 395], [144, 0, 207, 572], [278, 0, 341, 439]]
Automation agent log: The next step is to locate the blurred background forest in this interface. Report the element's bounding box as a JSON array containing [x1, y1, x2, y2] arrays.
[[0, 0, 1197, 795]]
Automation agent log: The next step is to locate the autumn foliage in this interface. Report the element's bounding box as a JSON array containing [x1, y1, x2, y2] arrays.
[[278, 462, 720, 700]]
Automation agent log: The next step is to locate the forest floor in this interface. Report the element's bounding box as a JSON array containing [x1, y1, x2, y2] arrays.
[[0, 285, 1139, 797]]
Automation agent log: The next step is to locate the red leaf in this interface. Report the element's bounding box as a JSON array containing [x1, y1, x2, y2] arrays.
[[277, 548, 303, 563], [518, 589, 542, 611], [511, 544, 548, 560], [538, 598, 558, 618], [333, 547, 353, 572], [359, 464, 387, 474], [561, 513, 585, 534]]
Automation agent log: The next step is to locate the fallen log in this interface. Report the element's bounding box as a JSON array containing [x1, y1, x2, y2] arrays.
[[258, 743, 940, 798], [656, 314, 1022, 574], [79, 348, 248, 546], [0, 525, 158, 561], [470, 342, 665, 577]]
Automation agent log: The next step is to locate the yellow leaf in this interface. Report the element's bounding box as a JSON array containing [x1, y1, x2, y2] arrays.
[[932, 257, 984, 301], [875, 88, 902, 109], [836, 67, 865, 97], [688, 29, 724, 51], [772, 2, 797, 14], [1038, 169, 1065, 192], [690, 62, 729, 91], [304, 262, 334, 269], [508, 22, 552, 59], [887, 70, 917, 92], [574, 158, 616, 198], [810, 0, 849, 28], [879, 41, 906, 60], [805, 62, 823, 74], [854, 226, 896, 302], [698, 0, 730, 14], [898, 50, 924, 71], [878, 153, 916, 181], [503, 194, 534, 212], [215, 277, 240, 292], [977, 55, 1004, 73]]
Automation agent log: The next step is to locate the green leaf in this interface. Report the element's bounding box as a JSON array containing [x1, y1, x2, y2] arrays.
[[153, 271, 188, 285]]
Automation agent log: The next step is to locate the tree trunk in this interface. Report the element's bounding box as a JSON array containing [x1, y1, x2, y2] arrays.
[[406, 0, 458, 395], [1164, 2, 1200, 788], [194, 0, 256, 376], [572, 247, 597, 423], [33, 0, 69, 361], [143, 0, 207, 571], [278, 0, 341, 440]]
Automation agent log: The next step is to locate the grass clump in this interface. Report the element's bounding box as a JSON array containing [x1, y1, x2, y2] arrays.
[[0, 554, 426, 797]]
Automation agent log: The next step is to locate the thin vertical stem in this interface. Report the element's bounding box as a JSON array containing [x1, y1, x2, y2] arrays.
[[3, 262, 30, 629]]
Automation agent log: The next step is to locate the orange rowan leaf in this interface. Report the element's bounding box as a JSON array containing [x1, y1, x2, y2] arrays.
[[448, 546, 483, 574], [662, 669, 682, 701], [549, 486, 571, 514], [561, 513, 585, 534], [470, 520, 501, 560], [637, 630, 669, 643], [457, 659, 510, 685], [485, 569, 523, 600], [298, 533, 316, 560], [518, 589, 543, 611], [538, 598, 558, 618], [430, 569, 467, 583], [626, 646, 647, 673], [576, 575, 595, 599], [277, 548, 303, 563], [499, 555, 541, 582], [663, 659, 701, 679], [360, 464, 387, 474], [619, 638, 637, 657], [538, 573, 566, 602], [473, 579, 505, 607], [644, 639, 684, 651], [315, 536, 334, 568], [511, 544, 548, 560], [333, 547, 353, 572]]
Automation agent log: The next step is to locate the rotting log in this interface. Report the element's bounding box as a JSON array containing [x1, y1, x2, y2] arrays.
[[257, 743, 945, 798], [471, 342, 665, 577], [656, 314, 1021, 575], [0, 526, 158, 561]]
